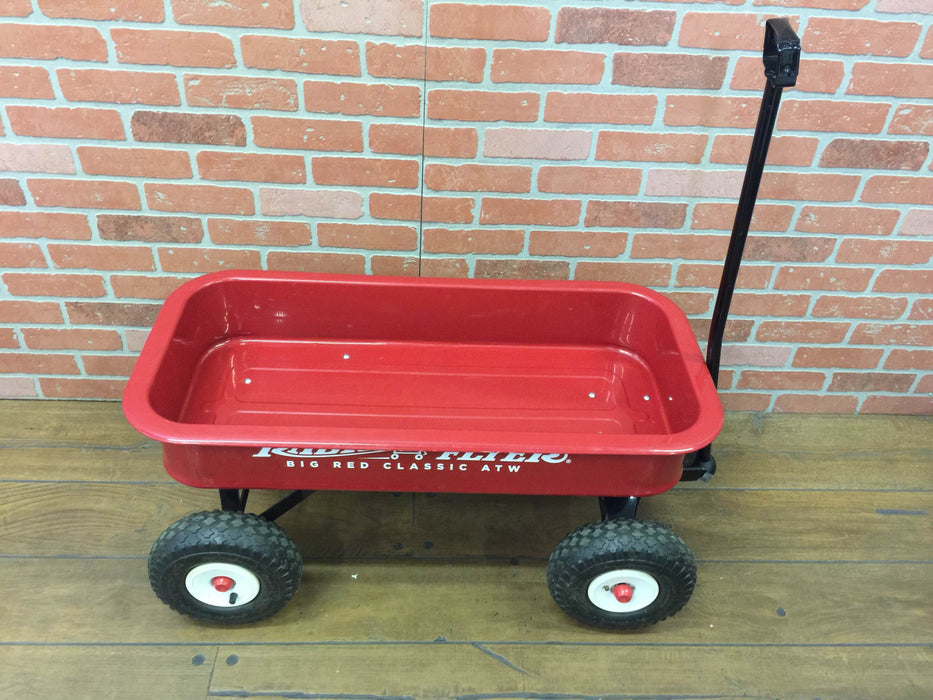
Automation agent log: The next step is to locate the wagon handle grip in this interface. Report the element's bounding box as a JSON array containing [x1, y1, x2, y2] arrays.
[[685, 18, 799, 478]]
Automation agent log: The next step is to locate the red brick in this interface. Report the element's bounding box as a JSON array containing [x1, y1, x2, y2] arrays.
[[0, 66, 55, 99], [711, 134, 818, 167], [664, 95, 761, 128], [267, 251, 365, 275], [613, 53, 727, 89], [484, 128, 591, 160], [575, 262, 672, 286], [423, 229, 524, 255], [29, 179, 140, 210], [742, 236, 835, 263], [847, 63, 933, 99], [0, 212, 91, 240], [923, 26, 933, 57], [812, 295, 908, 319], [301, 0, 422, 37], [795, 206, 899, 236], [885, 349, 933, 371], [475, 259, 570, 281], [759, 172, 859, 202], [312, 157, 419, 189], [131, 111, 245, 146], [0, 329, 20, 349], [423, 198, 474, 224], [0, 242, 46, 268], [819, 138, 928, 170], [186, 75, 298, 111], [424, 164, 530, 193], [259, 188, 363, 218], [420, 258, 468, 278], [38, 0, 163, 21], [0, 24, 107, 61], [480, 198, 581, 226], [98, 214, 203, 243], [431, 4, 550, 42], [492, 49, 604, 85], [171, 0, 293, 28], [366, 43, 486, 83], [692, 203, 794, 232], [851, 323, 933, 347], [529, 230, 627, 259], [112, 28, 235, 68], [909, 299, 932, 321], [82, 355, 138, 377], [862, 175, 933, 205], [794, 347, 883, 369], [371, 256, 420, 277], [776, 99, 889, 134], [78, 146, 192, 179], [23, 328, 122, 351], [306, 82, 421, 118], [646, 170, 742, 198], [889, 104, 933, 136], [111, 274, 189, 299], [145, 183, 254, 215], [861, 395, 933, 416], [370, 193, 420, 221], [242, 36, 359, 76], [0, 353, 80, 375], [829, 372, 915, 393], [66, 301, 160, 326], [595, 132, 706, 164], [197, 152, 305, 184], [631, 234, 727, 261], [873, 269, 933, 294], [691, 318, 754, 343], [40, 378, 126, 399], [731, 293, 811, 317], [664, 292, 714, 316], [318, 223, 418, 251], [544, 93, 656, 125], [3, 272, 105, 298], [753, 0, 868, 8], [538, 166, 641, 195], [0, 300, 62, 323], [774, 394, 859, 414], [680, 12, 789, 50], [900, 208, 933, 236], [0, 180, 26, 205], [158, 247, 261, 273], [252, 116, 362, 152], [720, 394, 771, 412], [49, 244, 155, 271], [428, 90, 538, 122], [368, 125, 478, 158], [585, 201, 686, 229], [555, 7, 674, 45], [737, 370, 826, 391], [838, 239, 933, 265], [676, 264, 774, 289], [731, 56, 845, 94], [59, 68, 181, 105], [208, 219, 311, 247], [1, 0, 33, 16], [757, 321, 850, 343], [7, 106, 124, 140], [804, 17, 921, 57], [775, 266, 873, 292]]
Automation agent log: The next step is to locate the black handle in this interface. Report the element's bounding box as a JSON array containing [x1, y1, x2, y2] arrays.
[[763, 18, 801, 88]]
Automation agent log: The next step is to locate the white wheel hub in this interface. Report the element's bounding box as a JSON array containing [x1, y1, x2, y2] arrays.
[[185, 563, 260, 607], [587, 569, 659, 613]]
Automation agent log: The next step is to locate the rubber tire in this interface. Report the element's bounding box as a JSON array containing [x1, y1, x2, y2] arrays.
[[148, 510, 303, 624], [547, 519, 696, 630]]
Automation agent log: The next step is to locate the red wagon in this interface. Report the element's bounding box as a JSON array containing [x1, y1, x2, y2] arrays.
[[124, 20, 800, 629]]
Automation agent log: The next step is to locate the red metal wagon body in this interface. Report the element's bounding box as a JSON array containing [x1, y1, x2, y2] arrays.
[[124, 271, 723, 498]]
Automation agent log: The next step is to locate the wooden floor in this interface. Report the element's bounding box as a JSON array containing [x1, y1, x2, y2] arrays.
[[0, 401, 930, 700]]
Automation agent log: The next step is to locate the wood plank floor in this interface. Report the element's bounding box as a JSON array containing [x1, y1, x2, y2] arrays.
[[0, 400, 930, 699]]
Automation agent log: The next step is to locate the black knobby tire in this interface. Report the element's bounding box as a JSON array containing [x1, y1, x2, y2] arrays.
[[546, 519, 696, 630], [148, 510, 303, 624]]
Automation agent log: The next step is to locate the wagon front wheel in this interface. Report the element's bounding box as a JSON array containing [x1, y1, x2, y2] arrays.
[[547, 519, 696, 630], [148, 510, 303, 624]]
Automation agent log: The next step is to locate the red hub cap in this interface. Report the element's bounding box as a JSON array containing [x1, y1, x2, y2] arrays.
[[211, 576, 235, 592], [612, 583, 634, 604]]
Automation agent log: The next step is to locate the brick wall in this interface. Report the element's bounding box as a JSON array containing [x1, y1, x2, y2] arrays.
[[0, 0, 930, 414]]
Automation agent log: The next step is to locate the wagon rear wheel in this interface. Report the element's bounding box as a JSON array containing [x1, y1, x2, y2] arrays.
[[547, 519, 696, 630], [148, 510, 302, 624]]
